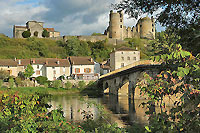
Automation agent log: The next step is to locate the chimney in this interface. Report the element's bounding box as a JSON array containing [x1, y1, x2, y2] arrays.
[[57, 60, 60, 64], [18, 60, 21, 65], [14, 57, 17, 61], [90, 58, 93, 62], [46, 61, 48, 65]]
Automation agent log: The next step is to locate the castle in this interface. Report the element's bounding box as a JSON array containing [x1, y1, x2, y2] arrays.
[[13, 10, 155, 43], [13, 21, 60, 38], [104, 10, 155, 40]]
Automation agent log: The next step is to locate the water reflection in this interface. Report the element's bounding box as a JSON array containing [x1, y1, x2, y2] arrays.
[[48, 95, 100, 121], [48, 94, 171, 126]]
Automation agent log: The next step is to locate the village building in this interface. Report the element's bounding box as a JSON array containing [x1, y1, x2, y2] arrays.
[[100, 60, 111, 75], [110, 47, 140, 71], [30, 58, 70, 80], [68, 56, 99, 80], [13, 21, 60, 38]]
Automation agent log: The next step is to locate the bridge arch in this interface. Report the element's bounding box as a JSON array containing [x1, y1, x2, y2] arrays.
[[104, 82, 109, 94], [118, 76, 130, 96]]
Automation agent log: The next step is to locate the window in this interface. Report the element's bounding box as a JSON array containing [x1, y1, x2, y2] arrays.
[[120, 19, 122, 22], [152, 24, 154, 27], [152, 29, 154, 32], [8, 66, 10, 68], [133, 57, 136, 60], [121, 57, 124, 61], [121, 63, 124, 67], [63, 67, 65, 72], [52, 67, 55, 69], [36, 70, 40, 75], [140, 25, 142, 27], [120, 25, 122, 28], [84, 68, 91, 73], [75, 68, 80, 73], [121, 52, 123, 54], [133, 52, 136, 54], [37, 65, 39, 69], [53, 70, 56, 74], [127, 57, 130, 60]]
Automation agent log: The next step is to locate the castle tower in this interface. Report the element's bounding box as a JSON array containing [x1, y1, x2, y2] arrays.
[[109, 10, 124, 40], [137, 17, 155, 39]]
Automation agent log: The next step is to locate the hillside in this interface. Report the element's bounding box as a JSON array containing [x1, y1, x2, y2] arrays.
[[0, 34, 152, 62]]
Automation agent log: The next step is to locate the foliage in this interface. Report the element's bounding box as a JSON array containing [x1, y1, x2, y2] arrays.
[[24, 64, 34, 79], [137, 33, 200, 132], [65, 81, 72, 90], [0, 79, 3, 88], [0, 69, 9, 80], [42, 29, 49, 38], [22, 30, 31, 38], [44, 83, 48, 89], [91, 33, 102, 36], [8, 78, 15, 88], [18, 71, 25, 80], [35, 76, 48, 85], [15, 77, 22, 87], [78, 81, 86, 90], [52, 80, 62, 89], [0, 92, 84, 132]]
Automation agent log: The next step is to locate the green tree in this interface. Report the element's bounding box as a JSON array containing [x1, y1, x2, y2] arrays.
[[0, 79, 3, 88], [24, 64, 34, 79], [22, 30, 31, 38], [35, 76, 48, 85], [9, 78, 15, 88], [0, 69, 9, 80], [78, 81, 86, 90], [137, 33, 200, 132], [52, 80, 62, 89], [15, 77, 22, 87], [65, 81, 72, 89], [42, 29, 50, 38], [66, 37, 81, 56]]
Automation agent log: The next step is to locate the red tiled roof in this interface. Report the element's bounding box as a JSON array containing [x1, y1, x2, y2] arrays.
[[17, 59, 30, 66], [44, 28, 55, 32], [69, 56, 94, 65], [31, 58, 70, 67], [0, 59, 18, 66], [15, 26, 27, 28]]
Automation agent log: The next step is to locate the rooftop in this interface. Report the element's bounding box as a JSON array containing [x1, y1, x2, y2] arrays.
[[69, 56, 94, 65]]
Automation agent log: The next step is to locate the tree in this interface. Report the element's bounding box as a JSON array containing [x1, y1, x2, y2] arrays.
[[137, 33, 200, 132], [22, 30, 31, 38], [0, 69, 9, 80], [9, 78, 15, 88], [24, 64, 34, 79], [35, 76, 48, 85], [42, 29, 50, 38], [114, 0, 200, 55], [52, 80, 62, 89]]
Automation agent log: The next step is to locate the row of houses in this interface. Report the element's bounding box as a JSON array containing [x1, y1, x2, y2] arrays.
[[0, 47, 141, 81], [0, 57, 99, 81]]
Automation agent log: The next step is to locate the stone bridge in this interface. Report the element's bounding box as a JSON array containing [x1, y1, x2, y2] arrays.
[[98, 60, 161, 99]]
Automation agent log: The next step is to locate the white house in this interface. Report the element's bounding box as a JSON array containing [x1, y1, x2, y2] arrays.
[[69, 56, 99, 80]]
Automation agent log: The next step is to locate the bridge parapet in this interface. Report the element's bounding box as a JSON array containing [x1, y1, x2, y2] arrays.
[[100, 60, 160, 79]]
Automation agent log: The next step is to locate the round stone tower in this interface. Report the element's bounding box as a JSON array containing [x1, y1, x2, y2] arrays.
[[137, 17, 155, 39], [109, 10, 124, 40]]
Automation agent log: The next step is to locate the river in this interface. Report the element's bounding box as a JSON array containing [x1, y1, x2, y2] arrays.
[[48, 94, 155, 127]]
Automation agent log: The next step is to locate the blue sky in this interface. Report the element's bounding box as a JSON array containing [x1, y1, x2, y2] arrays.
[[0, 0, 165, 37]]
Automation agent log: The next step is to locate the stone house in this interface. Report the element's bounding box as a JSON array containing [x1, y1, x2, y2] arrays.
[[110, 47, 140, 71], [13, 21, 60, 38], [68, 56, 99, 80]]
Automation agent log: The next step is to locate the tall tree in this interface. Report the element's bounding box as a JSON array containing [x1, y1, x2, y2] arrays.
[[42, 29, 50, 38], [24, 64, 34, 79]]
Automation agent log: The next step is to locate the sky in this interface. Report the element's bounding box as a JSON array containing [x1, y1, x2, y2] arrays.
[[0, 0, 165, 37]]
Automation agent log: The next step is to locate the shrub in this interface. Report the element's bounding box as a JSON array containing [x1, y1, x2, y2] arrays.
[[52, 80, 61, 89], [42, 29, 49, 38], [44, 83, 48, 89], [36, 76, 48, 85], [65, 81, 72, 89], [9, 78, 15, 88], [22, 30, 31, 38], [0, 69, 9, 80], [78, 81, 86, 89], [15, 77, 22, 87], [0, 79, 3, 88]]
